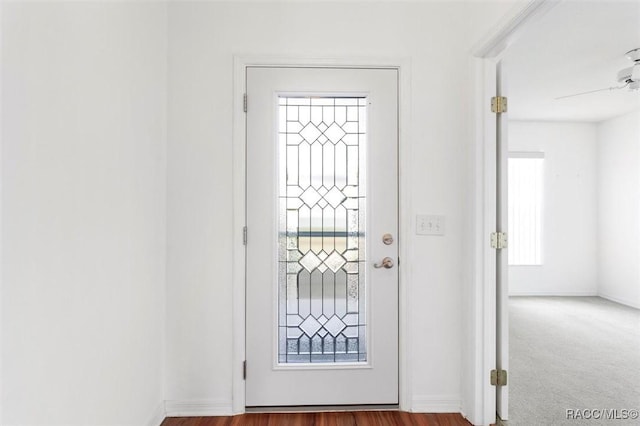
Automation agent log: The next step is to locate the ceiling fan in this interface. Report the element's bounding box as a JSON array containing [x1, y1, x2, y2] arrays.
[[555, 48, 640, 100]]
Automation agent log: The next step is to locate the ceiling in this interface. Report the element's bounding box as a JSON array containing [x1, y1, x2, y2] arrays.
[[504, 0, 640, 122]]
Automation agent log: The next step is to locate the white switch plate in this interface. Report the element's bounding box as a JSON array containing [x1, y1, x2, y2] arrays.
[[416, 215, 445, 236]]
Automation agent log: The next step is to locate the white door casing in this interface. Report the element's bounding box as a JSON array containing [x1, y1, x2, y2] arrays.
[[473, 2, 558, 423], [245, 66, 399, 407]]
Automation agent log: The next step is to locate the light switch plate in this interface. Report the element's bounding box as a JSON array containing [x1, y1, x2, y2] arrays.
[[416, 215, 445, 236]]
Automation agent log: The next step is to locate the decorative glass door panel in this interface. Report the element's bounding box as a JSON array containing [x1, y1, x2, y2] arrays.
[[278, 97, 367, 364]]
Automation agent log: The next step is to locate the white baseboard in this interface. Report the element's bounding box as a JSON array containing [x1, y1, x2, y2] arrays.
[[508, 291, 597, 297], [598, 293, 640, 309], [146, 401, 166, 426], [459, 409, 480, 426], [411, 395, 460, 413], [164, 399, 234, 417]]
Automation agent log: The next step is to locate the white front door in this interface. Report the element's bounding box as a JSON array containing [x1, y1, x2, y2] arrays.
[[245, 66, 399, 407]]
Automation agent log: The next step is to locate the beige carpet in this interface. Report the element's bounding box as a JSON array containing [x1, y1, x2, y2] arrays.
[[508, 296, 640, 425]]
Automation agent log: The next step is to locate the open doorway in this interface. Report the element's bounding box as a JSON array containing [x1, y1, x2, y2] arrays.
[[502, 1, 640, 424]]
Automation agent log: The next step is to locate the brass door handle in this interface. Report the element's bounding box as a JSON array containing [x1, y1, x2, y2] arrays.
[[373, 257, 394, 269]]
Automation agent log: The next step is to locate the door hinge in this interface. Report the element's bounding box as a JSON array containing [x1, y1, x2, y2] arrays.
[[243, 226, 247, 245], [490, 232, 508, 249], [243, 93, 247, 113], [243, 360, 247, 380], [491, 369, 508, 386], [491, 96, 508, 114]]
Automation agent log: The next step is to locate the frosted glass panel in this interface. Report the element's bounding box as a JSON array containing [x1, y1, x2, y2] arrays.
[[278, 97, 367, 363]]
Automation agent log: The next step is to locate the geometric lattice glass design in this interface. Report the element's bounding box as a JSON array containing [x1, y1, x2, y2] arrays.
[[278, 97, 367, 363]]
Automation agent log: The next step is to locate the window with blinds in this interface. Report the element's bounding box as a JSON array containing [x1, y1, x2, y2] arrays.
[[508, 153, 544, 266]]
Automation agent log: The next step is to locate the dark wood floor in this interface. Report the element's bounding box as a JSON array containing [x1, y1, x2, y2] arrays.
[[161, 411, 472, 426]]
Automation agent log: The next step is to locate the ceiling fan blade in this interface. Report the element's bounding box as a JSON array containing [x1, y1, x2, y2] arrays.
[[555, 83, 629, 100]]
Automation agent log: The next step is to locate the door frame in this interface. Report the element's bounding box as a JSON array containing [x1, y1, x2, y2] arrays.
[[471, 1, 559, 425], [231, 56, 412, 414]]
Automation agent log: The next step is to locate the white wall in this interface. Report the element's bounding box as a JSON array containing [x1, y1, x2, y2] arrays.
[[0, 1, 522, 424], [597, 110, 640, 309], [166, 0, 514, 419], [1, 3, 167, 425], [507, 121, 598, 296]]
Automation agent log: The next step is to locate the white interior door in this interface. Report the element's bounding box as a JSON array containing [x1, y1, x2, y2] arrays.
[[496, 61, 509, 421], [245, 66, 398, 407]]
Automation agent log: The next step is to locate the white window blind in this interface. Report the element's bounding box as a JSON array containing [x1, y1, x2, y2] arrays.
[[508, 153, 544, 266]]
